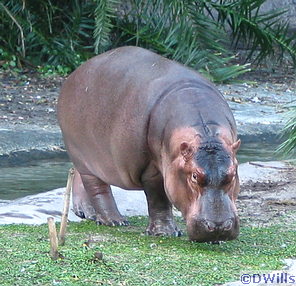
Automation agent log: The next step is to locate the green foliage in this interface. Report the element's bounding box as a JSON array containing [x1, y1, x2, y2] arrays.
[[0, 0, 295, 80], [0, 0, 93, 69], [38, 65, 72, 77], [0, 47, 19, 70], [278, 106, 296, 156], [0, 218, 295, 285]]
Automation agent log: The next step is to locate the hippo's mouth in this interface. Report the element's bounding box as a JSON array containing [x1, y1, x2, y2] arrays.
[[189, 229, 238, 243], [187, 217, 240, 243]]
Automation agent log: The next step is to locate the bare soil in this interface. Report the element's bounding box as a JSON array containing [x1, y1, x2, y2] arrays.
[[0, 66, 295, 129], [0, 70, 63, 129], [238, 177, 296, 227]]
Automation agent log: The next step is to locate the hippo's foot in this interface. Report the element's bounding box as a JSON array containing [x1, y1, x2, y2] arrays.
[[73, 200, 129, 226], [95, 212, 130, 226], [90, 190, 130, 226], [145, 219, 182, 237]]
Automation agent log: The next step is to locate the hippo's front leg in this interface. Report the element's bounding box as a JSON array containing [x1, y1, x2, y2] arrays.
[[141, 165, 182, 237]]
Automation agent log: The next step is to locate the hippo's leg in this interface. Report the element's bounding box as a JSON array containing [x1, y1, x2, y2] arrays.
[[72, 169, 96, 220], [73, 171, 129, 226], [142, 166, 182, 237]]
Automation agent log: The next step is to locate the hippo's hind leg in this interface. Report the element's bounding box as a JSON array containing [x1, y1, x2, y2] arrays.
[[142, 165, 182, 237], [72, 169, 96, 220], [73, 170, 129, 226]]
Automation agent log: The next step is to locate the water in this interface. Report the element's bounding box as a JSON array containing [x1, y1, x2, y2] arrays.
[[0, 141, 280, 200], [238, 141, 280, 164], [0, 159, 72, 200]]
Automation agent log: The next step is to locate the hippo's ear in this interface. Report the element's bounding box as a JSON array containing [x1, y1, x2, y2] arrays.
[[231, 139, 241, 153], [180, 142, 194, 161]]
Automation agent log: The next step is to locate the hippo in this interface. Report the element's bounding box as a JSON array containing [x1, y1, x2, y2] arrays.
[[57, 46, 241, 242]]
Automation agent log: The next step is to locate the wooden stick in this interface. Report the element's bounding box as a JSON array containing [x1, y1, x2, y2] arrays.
[[249, 161, 294, 170], [47, 217, 59, 260], [58, 167, 75, 246]]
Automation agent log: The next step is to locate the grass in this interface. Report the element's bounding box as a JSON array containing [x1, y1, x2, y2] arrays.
[[0, 217, 295, 286]]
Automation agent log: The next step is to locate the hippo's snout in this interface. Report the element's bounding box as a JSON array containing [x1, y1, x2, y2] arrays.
[[186, 188, 239, 242], [188, 216, 239, 242]]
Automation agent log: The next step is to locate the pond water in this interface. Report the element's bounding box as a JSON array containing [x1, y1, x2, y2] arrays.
[[0, 141, 281, 200]]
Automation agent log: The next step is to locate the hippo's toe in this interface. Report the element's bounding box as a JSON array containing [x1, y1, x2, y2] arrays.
[[95, 215, 130, 227], [73, 202, 96, 221], [145, 220, 182, 237], [145, 227, 182, 237]]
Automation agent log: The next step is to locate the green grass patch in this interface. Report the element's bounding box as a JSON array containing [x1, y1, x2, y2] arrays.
[[0, 217, 295, 286]]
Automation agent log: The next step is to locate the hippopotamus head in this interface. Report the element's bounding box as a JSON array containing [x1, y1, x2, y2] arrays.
[[164, 128, 241, 242]]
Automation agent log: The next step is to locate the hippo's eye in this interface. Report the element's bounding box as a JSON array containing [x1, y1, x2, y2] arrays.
[[192, 172, 198, 182], [222, 174, 232, 185], [191, 170, 207, 186], [221, 169, 236, 185]]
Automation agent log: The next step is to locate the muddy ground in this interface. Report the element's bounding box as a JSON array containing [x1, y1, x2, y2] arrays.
[[0, 69, 295, 226]]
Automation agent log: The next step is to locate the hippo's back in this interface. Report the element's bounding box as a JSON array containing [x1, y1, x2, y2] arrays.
[[57, 46, 224, 189]]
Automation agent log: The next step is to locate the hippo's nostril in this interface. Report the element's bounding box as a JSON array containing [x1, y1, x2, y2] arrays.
[[220, 219, 233, 231], [201, 219, 233, 233], [202, 220, 216, 232]]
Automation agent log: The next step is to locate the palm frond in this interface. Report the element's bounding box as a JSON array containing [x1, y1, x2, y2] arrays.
[[115, 0, 249, 82], [201, 0, 296, 65], [93, 0, 119, 54]]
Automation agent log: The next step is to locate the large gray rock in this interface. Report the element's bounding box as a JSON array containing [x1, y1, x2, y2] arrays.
[[261, 0, 296, 31], [219, 82, 293, 141], [0, 126, 65, 167], [0, 186, 148, 225]]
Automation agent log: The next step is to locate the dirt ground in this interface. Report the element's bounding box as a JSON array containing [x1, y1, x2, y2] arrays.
[[238, 172, 296, 227], [0, 67, 295, 129], [0, 70, 62, 129], [0, 69, 295, 226]]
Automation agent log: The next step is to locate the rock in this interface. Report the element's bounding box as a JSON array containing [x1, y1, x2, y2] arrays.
[[219, 83, 293, 142], [0, 126, 65, 167], [0, 186, 147, 225], [238, 161, 294, 184], [261, 0, 296, 31]]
